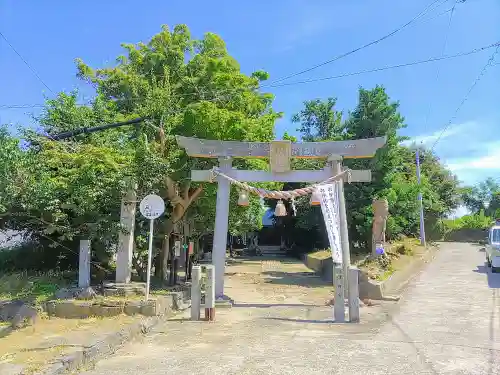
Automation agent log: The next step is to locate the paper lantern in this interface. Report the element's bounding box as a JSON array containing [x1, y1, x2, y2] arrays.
[[238, 190, 249, 206], [310, 189, 321, 206], [274, 200, 287, 217]]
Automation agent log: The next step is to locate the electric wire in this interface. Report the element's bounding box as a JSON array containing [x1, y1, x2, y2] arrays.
[[264, 0, 450, 86], [1, 41, 497, 110], [0, 30, 54, 94]]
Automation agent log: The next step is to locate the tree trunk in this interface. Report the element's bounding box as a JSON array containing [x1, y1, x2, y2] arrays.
[[158, 176, 203, 283], [131, 242, 146, 281]]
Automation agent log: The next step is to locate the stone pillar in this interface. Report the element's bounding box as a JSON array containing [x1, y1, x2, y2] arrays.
[[116, 188, 137, 283], [372, 199, 389, 257], [191, 265, 201, 321], [205, 264, 215, 321], [348, 266, 360, 322], [212, 157, 232, 299], [333, 264, 345, 322], [78, 239, 91, 288]]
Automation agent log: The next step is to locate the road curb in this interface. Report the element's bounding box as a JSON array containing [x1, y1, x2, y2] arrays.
[[35, 303, 190, 375]]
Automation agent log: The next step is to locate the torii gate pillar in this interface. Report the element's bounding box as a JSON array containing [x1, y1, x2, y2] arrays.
[[212, 157, 232, 298]]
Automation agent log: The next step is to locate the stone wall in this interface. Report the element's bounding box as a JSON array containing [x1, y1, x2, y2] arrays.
[[304, 246, 438, 300], [303, 253, 333, 282]]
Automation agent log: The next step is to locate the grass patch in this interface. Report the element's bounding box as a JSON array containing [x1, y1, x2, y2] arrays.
[[0, 314, 138, 374], [0, 271, 73, 304], [357, 237, 423, 281], [307, 249, 331, 260]]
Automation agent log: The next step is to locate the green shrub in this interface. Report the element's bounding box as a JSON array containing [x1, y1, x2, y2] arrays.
[[0, 271, 72, 304], [0, 241, 79, 273], [377, 254, 390, 269], [444, 210, 492, 231], [394, 243, 414, 256]]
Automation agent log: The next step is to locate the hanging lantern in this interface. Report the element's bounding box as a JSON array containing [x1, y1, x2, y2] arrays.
[[238, 190, 249, 206], [310, 189, 321, 206], [274, 200, 287, 217]]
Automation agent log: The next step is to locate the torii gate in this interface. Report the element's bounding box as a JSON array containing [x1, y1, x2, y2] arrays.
[[176, 135, 386, 302]]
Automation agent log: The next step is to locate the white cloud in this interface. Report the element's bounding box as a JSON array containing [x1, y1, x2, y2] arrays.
[[401, 121, 476, 147], [447, 205, 470, 219], [446, 141, 500, 171], [404, 120, 499, 185]]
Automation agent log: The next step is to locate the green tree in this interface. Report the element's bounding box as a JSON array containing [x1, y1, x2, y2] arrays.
[[2, 24, 281, 278], [461, 177, 500, 215], [288, 86, 460, 253], [291, 98, 343, 141]]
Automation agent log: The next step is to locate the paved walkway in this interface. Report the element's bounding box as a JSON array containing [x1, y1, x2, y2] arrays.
[[78, 243, 500, 375]]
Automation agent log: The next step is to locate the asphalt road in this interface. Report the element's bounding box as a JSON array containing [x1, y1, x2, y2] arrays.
[[78, 242, 500, 375]]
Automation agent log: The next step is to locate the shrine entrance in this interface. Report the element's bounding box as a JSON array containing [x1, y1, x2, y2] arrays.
[[176, 135, 385, 321]]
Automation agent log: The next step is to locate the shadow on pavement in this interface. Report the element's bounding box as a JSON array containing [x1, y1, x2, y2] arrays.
[[473, 264, 500, 288], [261, 271, 329, 288], [232, 303, 322, 308], [261, 316, 338, 324], [227, 256, 301, 264]]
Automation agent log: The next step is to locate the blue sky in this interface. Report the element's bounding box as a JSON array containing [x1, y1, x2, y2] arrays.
[[0, 0, 499, 188]]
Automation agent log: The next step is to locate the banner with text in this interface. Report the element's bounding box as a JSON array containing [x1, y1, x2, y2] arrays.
[[317, 184, 342, 264]]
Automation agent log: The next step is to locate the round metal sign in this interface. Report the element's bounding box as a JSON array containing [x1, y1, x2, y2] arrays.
[[139, 194, 165, 220]]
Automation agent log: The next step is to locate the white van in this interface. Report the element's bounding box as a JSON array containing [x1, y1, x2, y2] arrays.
[[485, 225, 500, 273]]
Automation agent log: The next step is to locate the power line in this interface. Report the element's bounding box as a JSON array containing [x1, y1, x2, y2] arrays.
[[0, 30, 54, 94], [265, 41, 499, 88], [264, 0, 449, 86], [416, 1, 458, 247], [420, 1, 458, 135], [1, 40, 497, 112], [430, 44, 500, 151]]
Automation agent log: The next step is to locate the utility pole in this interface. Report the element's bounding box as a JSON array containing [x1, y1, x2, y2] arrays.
[[416, 148, 426, 246]]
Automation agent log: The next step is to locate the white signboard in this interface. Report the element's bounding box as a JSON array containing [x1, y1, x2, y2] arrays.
[[139, 194, 165, 220], [316, 184, 343, 264], [139, 194, 165, 301]]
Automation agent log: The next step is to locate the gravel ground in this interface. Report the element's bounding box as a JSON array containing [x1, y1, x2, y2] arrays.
[[77, 244, 500, 375]]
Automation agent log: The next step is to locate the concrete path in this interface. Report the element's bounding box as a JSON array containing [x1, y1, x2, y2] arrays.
[[78, 243, 500, 375]]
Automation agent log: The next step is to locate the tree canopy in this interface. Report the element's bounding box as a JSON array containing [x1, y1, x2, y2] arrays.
[[461, 178, 500, 218], [275, 86, 461, 252], [0, 24, 280, 276]]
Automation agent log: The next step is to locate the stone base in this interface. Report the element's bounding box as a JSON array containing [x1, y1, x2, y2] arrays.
[[215, 300, 233, 309], [44, 284, 192, 319], [201, 300, 232, 309], [45, 293, 180, 318], [102, 282, 146, 297]]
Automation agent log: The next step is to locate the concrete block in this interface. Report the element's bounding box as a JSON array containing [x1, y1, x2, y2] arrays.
[[55, 301, 91, 319], [100, 306, 123, 317], [155, 295, 174, 315], [44, 301, 57, 316], [140, 300, 158, 316], [100, 300, 125, 309], [124, 301, 142, 316], [90, 304, 104, 316]]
